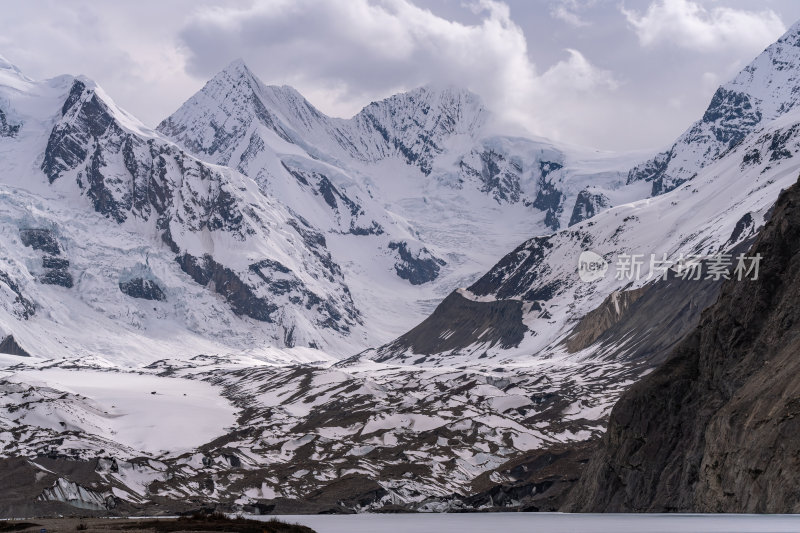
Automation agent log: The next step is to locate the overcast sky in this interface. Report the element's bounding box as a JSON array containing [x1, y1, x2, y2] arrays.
[[2, 0, 799, 151]]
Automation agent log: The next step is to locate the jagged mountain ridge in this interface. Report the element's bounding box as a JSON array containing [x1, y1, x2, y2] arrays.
[[158, 60, 487, 178], [160, 61, 642, 234], [155, 59, 650, 348]]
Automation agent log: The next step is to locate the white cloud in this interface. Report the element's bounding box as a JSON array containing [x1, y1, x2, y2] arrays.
[[179, 0, 618, 142], [622, 0, 786, 52], [540, 48, 617, 92], [0, 1, 206, 127], [550, 0, 591, 28], [701, 71, 720, 93]]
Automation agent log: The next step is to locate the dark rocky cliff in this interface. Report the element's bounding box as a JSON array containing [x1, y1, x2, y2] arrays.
[[564, 177, 800, 513]]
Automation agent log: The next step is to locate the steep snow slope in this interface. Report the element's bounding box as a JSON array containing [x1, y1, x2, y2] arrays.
[[371, 109, 800, 366]]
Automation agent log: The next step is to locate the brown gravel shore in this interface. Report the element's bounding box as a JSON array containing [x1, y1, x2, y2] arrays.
[[0, 513, 316, 533]]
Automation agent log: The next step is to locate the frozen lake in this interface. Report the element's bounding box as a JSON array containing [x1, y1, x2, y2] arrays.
[[264, 513, 800, 533]]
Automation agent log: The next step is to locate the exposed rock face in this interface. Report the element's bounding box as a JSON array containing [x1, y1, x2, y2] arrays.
[[726, 212, 757, 246], [569, 189, 611, 226], [42, 256, 69, 270], [118, 278, 166, 301], [565, 177, 800, 513], [0, 108, 19, 138], [19, 230, 74, 288], [532, 162, 565, 230], [0, 335, 30, 357], [467, 234, 562, 301], [19, 228, 61, 255], [0, 271, 35, 319], [459, 148, 523, 204], [387, 241, 445, 285], [373, 290, 526, 361], [40, 269, 73, 288], [564, 288, 648, 353], [40, 254, 73, 288], [177, 253, 277, 323]]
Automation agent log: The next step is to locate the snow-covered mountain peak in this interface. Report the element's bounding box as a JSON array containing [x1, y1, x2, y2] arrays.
[[157, 60, 309, 166], [220, 57, 250, 75], [160, 62, 490, 175], [627, 20, 800, 196], [68, 77, 154, 136], [723, 20, 800, 121], [357, 83, 486, 141], [207, 58, 272, 102], [203, 60, 322, 117]]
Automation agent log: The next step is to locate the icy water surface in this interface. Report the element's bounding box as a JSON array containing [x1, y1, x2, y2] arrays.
[[263, 513, 800, 533]]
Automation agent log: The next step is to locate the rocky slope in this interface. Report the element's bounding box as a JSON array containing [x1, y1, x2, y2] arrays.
[[565, 176, 800, 513]]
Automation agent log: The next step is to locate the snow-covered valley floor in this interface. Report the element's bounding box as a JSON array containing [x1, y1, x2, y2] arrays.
[[0, 365, 237, 455]]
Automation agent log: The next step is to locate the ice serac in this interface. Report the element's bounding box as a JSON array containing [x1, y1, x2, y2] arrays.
[[628, 21, 800, 195], [565, 177, 800, 513]]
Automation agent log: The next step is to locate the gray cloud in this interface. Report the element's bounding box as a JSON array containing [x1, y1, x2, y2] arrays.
[[178, 0, 620, 144], [0, 0, 799, 150]]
